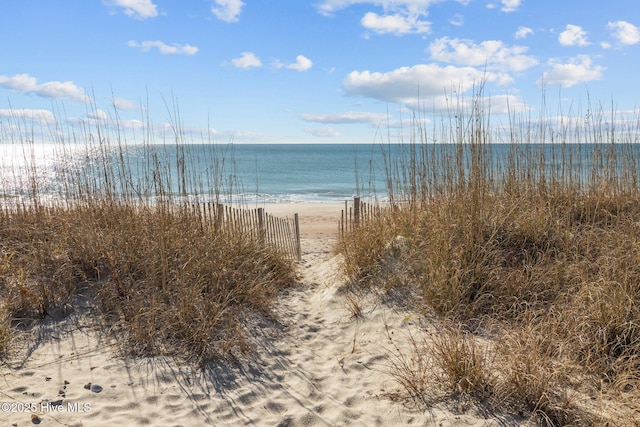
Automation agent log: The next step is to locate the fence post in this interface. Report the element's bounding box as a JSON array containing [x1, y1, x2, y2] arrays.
[[294, 213, 301, 261], [215, 203, 223, 231], [257, 208, 265, 243], [354, 196, 360, 226], [344, 200, 348, 232]]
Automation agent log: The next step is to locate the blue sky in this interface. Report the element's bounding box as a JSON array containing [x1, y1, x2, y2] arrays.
[[1, 0, 640, 143]]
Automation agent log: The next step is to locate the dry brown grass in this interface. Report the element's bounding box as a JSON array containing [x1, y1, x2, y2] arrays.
[[0, 199, 297, 364], [339, 93, 640, 425], [0, 110, 298, 363], [431, 325, 495, 401]]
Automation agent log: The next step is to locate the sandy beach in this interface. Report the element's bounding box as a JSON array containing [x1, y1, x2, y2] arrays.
[[0, 203, 516, 426]]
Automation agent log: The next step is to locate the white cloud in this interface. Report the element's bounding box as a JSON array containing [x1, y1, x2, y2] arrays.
[[428, 37, 538, 72], [0, 109, 55, 123], [230, 52, 262, 69], [88, 109, 108, 121], [120, 119, 146, 130], [607, 21, 640, 45], [500, 0, 521, 13], [317, 1, 443, 35], [558, 24, 590, 47], [0, 73, 90, 103], [273, 55, 313, 71], [484, 94, 529, 114], [449, 13, 464, 27], [67, 110, 111, 126], [307, 126, 341, 137], [104, 0, 158, 19], [537, 55, 604, 88], [316, 0, 452, 16], [343, 64, 508, 105], [515, 26, 533, 39], [361, 12, 430, 35], [318, 0, 377, 16], [287, 55, 313, 72], [271, 59, 285, 69], [299, 111, 387, 124], [112, 97, 136, 110], [127, 40, 199, 55], [211, 0, 245, 23]]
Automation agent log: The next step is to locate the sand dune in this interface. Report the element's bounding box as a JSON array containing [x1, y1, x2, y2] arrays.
[[0, 204, 516, 426]]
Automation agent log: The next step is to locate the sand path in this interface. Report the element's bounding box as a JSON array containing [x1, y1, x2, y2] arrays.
[[0, 205, 509, 426]]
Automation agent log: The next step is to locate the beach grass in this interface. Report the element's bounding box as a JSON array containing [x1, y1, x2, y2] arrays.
[[0, 108, 297, 363], [338, 92, 640, 425]]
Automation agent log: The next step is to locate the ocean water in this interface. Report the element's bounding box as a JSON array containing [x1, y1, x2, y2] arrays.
[[0, 143, 396, 204], [1, 143, 638, 205], [194, 143, 390, 202]]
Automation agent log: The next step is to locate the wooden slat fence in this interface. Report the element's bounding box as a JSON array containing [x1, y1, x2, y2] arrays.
[[192, 202, 302, 261], [0, 200, 302, 262], [339, 196, 388, 238]]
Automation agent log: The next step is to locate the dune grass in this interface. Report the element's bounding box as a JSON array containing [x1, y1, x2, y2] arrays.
[[0, 108, 297, 363], [339, 93, 640, 425]]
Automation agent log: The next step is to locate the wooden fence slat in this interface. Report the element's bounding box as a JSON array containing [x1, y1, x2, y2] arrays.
[[294, 213, 301, 261]]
